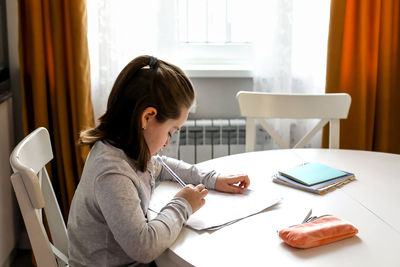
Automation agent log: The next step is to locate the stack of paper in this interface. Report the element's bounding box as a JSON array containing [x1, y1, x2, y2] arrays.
[[273, 162, 355, 194], [149, 181, 282, 231]]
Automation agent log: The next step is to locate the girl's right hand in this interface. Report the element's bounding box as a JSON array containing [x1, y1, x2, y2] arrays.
[[175, 184, 208, 213]]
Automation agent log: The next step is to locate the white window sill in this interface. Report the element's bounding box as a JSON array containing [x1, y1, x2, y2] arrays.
[[182, 65, 253, 78]]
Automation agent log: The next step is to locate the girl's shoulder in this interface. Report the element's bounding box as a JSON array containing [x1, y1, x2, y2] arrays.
[[92, 140, 125, 158], [87, 141, 136, 177]]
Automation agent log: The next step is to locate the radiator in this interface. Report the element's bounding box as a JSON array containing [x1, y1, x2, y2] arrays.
[[160, 118, 274, 164], [176, 119, 246, 164]]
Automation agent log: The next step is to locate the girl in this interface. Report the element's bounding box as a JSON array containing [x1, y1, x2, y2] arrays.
[[67, 55, 250, 266]]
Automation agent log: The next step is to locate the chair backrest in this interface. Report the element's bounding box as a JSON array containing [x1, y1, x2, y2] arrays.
[[10, 127, 69, 267], [236, 91, 351, 152]]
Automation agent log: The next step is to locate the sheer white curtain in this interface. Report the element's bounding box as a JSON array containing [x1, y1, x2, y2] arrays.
[[252, 0, 331, 149], [87, 0, 179, 156], [87, 0, 172, 122]]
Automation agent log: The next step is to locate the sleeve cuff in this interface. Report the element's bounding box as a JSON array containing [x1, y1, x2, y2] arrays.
[[204, 170, 219, 190], [171, 197, 193, 218]]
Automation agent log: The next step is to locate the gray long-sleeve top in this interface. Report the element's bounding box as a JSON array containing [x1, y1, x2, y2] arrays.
[[67, 141, 218, 266]]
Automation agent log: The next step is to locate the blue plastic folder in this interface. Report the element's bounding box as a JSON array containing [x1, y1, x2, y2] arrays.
[[278, 162, 347, 186]]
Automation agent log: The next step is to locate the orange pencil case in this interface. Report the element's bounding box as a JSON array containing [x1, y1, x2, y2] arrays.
[[278, 215, 358, 249]]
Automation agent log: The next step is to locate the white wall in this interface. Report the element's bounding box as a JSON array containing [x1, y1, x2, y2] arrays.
[[0, 97, 20, 267], [1, 0, 25, 266], [6, 0, 23, 142], [189, 77, 253, 120]]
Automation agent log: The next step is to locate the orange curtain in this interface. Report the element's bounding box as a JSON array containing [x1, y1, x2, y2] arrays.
[[325, 0, 400, 153], [18, 0, 94, 219]]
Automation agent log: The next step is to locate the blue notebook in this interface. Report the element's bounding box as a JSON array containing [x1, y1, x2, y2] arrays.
[[278, 162, 347, 186], [273, 172, 355, 194]]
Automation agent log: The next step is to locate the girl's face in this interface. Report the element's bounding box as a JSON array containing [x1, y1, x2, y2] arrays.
[[142, 107, 189, 156]]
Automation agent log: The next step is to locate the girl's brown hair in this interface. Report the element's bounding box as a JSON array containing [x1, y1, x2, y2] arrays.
[[80, 55, 195, 171]]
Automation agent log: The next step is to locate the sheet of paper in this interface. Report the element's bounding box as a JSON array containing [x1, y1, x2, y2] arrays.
[[149, 181, 282, 231]]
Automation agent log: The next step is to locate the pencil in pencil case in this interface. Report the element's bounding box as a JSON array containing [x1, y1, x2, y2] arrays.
[[278, 215, 358, 248]]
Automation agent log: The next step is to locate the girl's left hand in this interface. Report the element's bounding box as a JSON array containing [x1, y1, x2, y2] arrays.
[[214, 174, 250, 194]]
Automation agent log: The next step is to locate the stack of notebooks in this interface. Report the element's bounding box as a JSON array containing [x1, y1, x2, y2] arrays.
[[272, 162, 355, 194]]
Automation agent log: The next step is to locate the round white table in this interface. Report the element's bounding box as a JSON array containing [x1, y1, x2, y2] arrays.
[[154, 149, 400, 267]]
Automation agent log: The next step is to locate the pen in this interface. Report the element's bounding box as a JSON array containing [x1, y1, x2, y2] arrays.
[[302, 209, 313, 223], [156, 155, 186, 187]]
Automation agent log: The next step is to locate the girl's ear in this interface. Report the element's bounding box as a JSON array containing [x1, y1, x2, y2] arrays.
[[141, 107, 158, 130]]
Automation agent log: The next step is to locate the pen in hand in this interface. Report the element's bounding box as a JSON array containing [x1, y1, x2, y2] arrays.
[[156, 155, 186, 187]]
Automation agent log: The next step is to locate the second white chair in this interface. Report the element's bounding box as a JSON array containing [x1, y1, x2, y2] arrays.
[[10, 127, 69, 267], [236, 91, 351, 152]]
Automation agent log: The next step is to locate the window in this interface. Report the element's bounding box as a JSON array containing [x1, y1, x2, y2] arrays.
[[177, 0, 252, 43], [88, 0, 330, 76], [174, 0, 253, 71], [87, 0, 331, 120]]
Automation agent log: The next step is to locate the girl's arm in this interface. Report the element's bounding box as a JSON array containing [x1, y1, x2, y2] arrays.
[[95, 174, 190, 264], [157, 156, 218, 189], [156, 156, 251, 194]]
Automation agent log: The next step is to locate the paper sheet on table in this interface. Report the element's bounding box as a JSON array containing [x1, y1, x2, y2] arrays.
[[149, 181, 282, 231]]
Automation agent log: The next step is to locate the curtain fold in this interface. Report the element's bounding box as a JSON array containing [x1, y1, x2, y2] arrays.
[[252, 0, 331, 150], [18, 0, 94, 219], [87, 0, 159, 123], [325, 0, 400, 153]]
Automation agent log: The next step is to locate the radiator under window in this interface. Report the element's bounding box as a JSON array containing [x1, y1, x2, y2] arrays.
[[161, 118, 276, 164]]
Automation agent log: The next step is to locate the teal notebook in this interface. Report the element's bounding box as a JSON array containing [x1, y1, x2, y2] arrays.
[[278, 162, 347, 186], [273, 172, 355, 194]]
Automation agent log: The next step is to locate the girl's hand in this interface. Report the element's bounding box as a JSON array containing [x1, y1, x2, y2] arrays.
[[175, 184, 208, 213], [215, 174, 250, 194]]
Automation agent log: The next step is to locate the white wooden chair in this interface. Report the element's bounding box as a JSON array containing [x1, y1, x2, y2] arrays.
[[10, 127, 69, 266], [236, 91, 351, 152]]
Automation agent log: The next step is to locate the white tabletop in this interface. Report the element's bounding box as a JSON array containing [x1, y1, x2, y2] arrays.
[[154, 149, 400, 267]]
